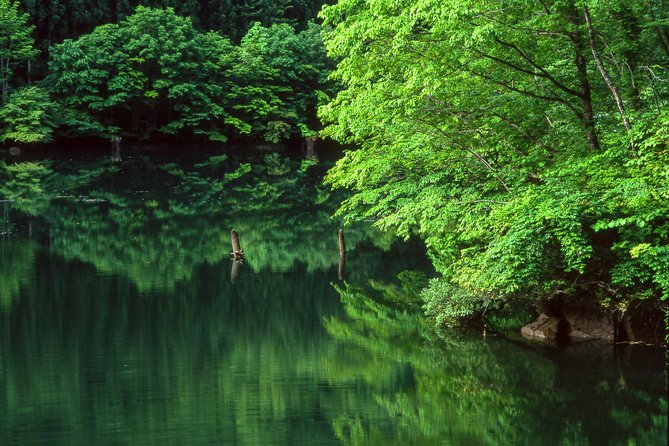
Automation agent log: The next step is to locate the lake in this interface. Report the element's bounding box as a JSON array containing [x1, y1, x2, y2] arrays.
[[0, 148, 666, 445]]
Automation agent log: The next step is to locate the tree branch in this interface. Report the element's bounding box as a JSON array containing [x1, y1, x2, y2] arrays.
[[583, 6, 635, 151], [493, 38, 583, 97], [411, 115, 512, 193], [537, 0, 552, 14], [467, 68, 582, 118]]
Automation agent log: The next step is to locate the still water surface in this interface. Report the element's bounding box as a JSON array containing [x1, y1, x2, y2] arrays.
[[0, 150, 666, 445]]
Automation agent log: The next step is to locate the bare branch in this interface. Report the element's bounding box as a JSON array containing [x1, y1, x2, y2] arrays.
[[467, 68, 582, 118], [583, 6, 635, 152], [494, 38, 583, 97]]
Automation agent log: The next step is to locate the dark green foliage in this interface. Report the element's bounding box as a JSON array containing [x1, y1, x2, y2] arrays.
[[21, 0, 331, 45], [46, 7, 237, 140], [230, 21, 334, 141], [39, 6, 333, 142], [0, 2, 334, 143]]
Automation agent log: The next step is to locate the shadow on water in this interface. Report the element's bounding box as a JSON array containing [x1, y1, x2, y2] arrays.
[[0, 153, 666, 445]]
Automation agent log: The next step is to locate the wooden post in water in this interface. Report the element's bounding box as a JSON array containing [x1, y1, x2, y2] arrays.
[[230, 229, 244, 283], [338, 229, 346, 280], [231, 259, 242, 284], [230, 229, 243, 259]]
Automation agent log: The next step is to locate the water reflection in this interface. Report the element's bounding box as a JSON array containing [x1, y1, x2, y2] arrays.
[[0, 237, 37, 310], [0, 154, 666, 445], [324, 277, 667, 446], [1, 154, 392, 292]]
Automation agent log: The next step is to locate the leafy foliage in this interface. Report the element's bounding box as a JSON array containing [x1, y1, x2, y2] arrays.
[[319, 0, 669, 324], [40, 6, 333, 142], [230, 21, 334, 142], [46, 7, 237, 140], [0, 86, 56, 143], [0, 0, 38, 101]]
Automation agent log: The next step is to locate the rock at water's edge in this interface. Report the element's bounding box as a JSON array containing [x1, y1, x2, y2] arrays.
[[563, 308, 613, 342], [521, 298, 665, 345], [521, 313, 561, 342]]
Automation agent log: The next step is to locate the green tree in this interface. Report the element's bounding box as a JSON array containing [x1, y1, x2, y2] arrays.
[[230, 21, 333, 142], [0, 0, 38, 102], [46, 6, 238, 140], [319, 0, 669, 324], [0, 86, 56, 143]]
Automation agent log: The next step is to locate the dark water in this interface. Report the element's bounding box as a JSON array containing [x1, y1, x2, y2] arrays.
[[0, 151, 666, 445]]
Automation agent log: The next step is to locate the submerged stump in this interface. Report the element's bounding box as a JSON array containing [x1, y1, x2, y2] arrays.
[[230, 259, 242, 284], [338, 229, 346, 280], [230, 229, 244, 283]]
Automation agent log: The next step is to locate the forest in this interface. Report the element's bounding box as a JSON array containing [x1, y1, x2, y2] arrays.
[[0, 0, 333, 143], [1, 0, 668, 330]]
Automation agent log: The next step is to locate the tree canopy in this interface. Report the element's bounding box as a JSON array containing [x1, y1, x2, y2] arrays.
[[319, 0, 669, 324], [47, 7, 238, 140], [0, 5, 333, 143]]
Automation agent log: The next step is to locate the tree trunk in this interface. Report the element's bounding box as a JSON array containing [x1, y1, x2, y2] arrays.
[[1, 55, 8, 104], [305, 136, 319, 162], [230, 260, 241, 284], [575, 53, 600, 152], [567, 7, 601, 152], [111, 137, 122, 162], [230, 229, 243, 257], [583, 6, 635, 152]]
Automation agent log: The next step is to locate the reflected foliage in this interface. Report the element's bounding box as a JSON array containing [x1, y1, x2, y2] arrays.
[[323, 275, 668, 446], [0, 160, 52, 215], [0, 156, 665, 445], [0, 153, 427, 444], [0, 237, 36, 310], [0, 254, 349, 445], [0, 154, 394, 291]]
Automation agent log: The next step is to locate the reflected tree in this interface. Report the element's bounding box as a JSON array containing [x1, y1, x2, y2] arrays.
[[0, 154, 392, 291], [322, 274, 668, 446]]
